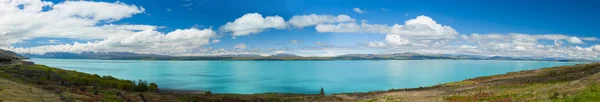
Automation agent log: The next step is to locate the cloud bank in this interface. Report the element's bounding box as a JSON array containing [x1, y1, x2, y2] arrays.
[[1, 0, 599, 60]]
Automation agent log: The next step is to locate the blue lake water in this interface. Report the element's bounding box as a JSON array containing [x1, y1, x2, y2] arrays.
[[30, 59, 584, 94]]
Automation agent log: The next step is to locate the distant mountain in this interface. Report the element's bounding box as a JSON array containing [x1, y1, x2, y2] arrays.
[[334, 52, 457, 60], [269, 53, 299, 57], [217, 54, 262, 57], [21, 52, 169, 59], [19, 51, 590, 62]]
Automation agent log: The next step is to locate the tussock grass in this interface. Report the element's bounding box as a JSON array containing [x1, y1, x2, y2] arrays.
[[0, 76, 61, 102]]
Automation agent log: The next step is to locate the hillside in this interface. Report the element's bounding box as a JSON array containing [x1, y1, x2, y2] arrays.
[[342, 63, 600, 101], [0, 49, 24, 62]]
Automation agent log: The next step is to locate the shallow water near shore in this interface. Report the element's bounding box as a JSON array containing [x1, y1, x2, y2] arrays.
[[30, 59, 584, 94]]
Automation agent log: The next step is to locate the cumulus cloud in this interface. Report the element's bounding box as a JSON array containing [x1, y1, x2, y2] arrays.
[[385, 35, 410, 46], [1, 0, 220, 55], [365, 41, 386, 48], [387, 16, 458, 40], [568, 37, 584, 44], [288, 14, 354, 28], [234, 43, 247, 49], [593, 45, 600, 52], [353, 7, 366, 14], [314, 15, 458, 39], [582, 37, 598, 41], [9, 28, 217, 55], [0, 0, 146, 46], [554, 40, 564, 47], [360, 23, 391, 34], [315, 15, 458, 47], [308, 15, 600, 59], [315, 23, 360, 32], [220, 13, 286, 37]]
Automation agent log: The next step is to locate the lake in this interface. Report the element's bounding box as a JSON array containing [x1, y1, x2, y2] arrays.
[[30, 59, 584, 94]]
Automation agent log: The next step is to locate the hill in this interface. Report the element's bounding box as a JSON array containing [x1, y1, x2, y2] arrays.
[[0, 49, 24, 63]]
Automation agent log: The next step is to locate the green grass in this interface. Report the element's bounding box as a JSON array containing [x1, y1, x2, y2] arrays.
[[561, 84, 600, 102]]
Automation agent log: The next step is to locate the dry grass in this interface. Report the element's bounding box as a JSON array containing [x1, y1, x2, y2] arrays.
[[0, 78, 62, 102], [349, 63, 600, 102]]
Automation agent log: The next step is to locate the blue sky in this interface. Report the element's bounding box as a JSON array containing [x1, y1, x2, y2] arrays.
[[2, 0, 600, 59]]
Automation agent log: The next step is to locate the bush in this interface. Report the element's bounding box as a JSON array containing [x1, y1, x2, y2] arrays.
[[148, 83, 158, 92], [135, 80, 148, 92], [205, 91, 212, 95], [319, 87, 325, 96]]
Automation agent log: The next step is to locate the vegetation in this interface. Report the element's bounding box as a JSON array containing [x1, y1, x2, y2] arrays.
[[0, 64, 156, 92], [148, 82, 158, 92], [320, 87, 325, 96], [562, 84, 600, 101], [345, 63, 600, 101]]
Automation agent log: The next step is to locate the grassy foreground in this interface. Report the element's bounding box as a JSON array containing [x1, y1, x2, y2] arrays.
[[1, 62, 600, 101]]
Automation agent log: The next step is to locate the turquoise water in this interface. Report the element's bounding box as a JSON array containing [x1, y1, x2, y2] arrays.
[[30, 59, 584, 94]]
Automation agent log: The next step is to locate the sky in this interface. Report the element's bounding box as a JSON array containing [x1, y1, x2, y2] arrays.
[[1, 0, 600, 60]]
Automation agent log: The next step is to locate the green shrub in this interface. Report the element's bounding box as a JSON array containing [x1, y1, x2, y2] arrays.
[[148, 83, 158, 92], [135, 80, 148, 92], [319, 87, 325, 96]]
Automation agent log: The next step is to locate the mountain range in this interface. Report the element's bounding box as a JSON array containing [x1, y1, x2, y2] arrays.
[[17, 51, 589, 62]]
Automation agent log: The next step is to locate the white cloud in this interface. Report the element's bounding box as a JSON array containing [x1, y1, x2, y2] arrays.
[[211, 39, 220, 43], [554, 40, 564, 47], [0, 0, 220, 55], [568, 37, 584, 44], [387, 15, 458, 40], [353, 7, 366, 14], [9, 28, 217, 55], [315, 23, 360, 33], [385, 35, 409, 46], [0, 0, 146, 46], [220, 13, 286, 37], [459, 45, 477, 49], [582, 37, 598, 41], [289, 40, 302, 44], [593, 45, 600, 52], [234, 43, 247, 49], [37, 40, 62, 44], [50, 1, 145, 22], [314, 15, 458, 47], [313, 15, 458, 39], [288, 14, 354, 28], [366, 41, 386, 48], [360, 21, 391, 34]]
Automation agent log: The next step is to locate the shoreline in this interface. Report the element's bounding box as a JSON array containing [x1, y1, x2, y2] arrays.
[[3, 57, 600, 101]]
